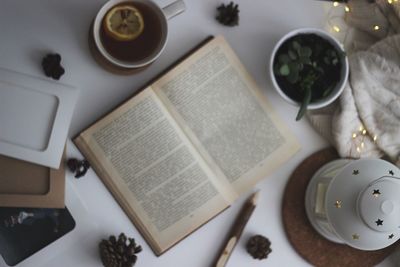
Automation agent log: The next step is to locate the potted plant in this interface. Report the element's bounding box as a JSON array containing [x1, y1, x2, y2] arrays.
[[270, 28, 349, 120]]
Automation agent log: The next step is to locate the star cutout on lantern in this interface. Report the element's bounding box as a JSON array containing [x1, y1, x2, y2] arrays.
[[389, 170, 394, 176], [389, 234, 394, 239], [334, 200, 342, 208], [352, 234, 359, 240], [372, 189, 381, 198], [352, 170, 359, 175], [375, 219, 384, 226]]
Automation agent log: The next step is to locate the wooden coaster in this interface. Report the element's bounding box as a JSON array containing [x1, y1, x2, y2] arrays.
[[87, 23, 149, 75], [282, 148, 399, 267]]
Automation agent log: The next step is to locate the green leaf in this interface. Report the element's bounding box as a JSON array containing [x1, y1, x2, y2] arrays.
[[279, 64, 290, 76], [296, 86, 312, 121], [322, 85, 334, 98], [292, 41, 301, 51], [287, 64, 299, 83], [288, 50, 297, 60], [299, 47, 312, 57], [299, 56, 312, 65], [339, 50, 347, 59], [279, 54, 290, 64]]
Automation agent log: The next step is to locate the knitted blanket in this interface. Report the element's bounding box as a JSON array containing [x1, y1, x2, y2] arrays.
[[308, 5, 400, 166]]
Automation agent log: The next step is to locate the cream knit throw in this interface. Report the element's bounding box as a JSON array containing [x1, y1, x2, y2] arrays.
[[307, 2, 400, 166]]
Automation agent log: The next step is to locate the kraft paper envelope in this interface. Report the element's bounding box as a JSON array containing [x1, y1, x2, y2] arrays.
[[0, 152, 66, 208]]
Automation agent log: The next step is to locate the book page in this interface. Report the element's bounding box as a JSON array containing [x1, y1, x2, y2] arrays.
[[152, 36, 300, 195], [76, 89, 233, 253]]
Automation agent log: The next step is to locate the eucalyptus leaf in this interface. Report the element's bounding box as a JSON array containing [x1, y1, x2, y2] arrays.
[[299, 47, 312, 57], [339, 50, 346, 59], [299, 56, 312, 65], [322, 85, 334, 98], [288, 62, 300, 73], [288, 50, 297, 60], [279, 64, 290, 76], [292, 41, 301, 51], [287, 64, 299, 83]]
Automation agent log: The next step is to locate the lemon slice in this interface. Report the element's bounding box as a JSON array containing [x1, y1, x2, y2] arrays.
[[103, 5, 144, 41]]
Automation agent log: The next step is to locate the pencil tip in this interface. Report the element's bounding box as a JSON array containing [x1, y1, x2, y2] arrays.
[[250, 191, 260, 205]]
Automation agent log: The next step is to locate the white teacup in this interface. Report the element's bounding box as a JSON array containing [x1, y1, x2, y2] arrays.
[[93, 0, 185, 69]]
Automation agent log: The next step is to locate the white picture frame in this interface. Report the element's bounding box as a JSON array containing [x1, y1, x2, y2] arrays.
[[0, 68, 79, 168]]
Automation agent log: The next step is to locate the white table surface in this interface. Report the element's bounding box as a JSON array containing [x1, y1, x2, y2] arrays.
[[0, 0, 398, 266]]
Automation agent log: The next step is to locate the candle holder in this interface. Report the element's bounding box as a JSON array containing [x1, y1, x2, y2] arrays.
[[305, 158, 400, 250]]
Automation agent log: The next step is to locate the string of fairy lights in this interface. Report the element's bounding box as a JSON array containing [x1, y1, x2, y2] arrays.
[[350, 124, 378, 157], [327, 0, 399, 44], [325, 0, 393, 157], [328, 0, 399, 32]]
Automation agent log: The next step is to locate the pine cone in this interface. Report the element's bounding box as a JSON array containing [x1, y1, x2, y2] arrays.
[[246, 235, 272, 260], [67, 158, 90, 178], [99, 233, 142, 267], [216, 2, 239, 26], [42, 53, 65, 80]]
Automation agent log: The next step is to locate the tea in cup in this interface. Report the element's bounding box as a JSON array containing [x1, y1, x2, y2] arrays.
[[92, 0, 185, 69]]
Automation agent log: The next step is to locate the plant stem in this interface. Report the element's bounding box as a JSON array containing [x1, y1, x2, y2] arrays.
[[296, 86, 312, 121]]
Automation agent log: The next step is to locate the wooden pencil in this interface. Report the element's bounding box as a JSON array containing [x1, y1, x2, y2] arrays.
[[213, 191, 260, 267]]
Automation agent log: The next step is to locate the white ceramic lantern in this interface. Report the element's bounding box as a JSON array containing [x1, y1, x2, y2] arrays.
[[305, 158, 400, 250]]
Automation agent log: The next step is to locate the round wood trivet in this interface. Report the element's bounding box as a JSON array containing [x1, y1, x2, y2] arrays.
[[282, 148, 398, 267], [88, 23, 149, 75]]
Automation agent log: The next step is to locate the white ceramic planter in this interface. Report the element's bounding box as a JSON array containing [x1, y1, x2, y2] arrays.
[[269, 28, 349, 109]]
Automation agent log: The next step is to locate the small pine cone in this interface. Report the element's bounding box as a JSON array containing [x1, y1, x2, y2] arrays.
[[66, 158, 90, 178], [41, 53, 65, 80], [99, 233, 142, 267], [66, 158, 79, 172], [246, 235, 272, 260], [216, 2, 239, 27]]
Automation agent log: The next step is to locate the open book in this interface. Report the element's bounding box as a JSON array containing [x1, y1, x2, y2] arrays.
[[74, 36, 300, 255]]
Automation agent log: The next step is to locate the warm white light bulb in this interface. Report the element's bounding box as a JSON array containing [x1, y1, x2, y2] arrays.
[[333, 1, 339, 7], [374, 25, 380, 31], [345, 6, 350, 12], [333, 26, 340, 32]]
